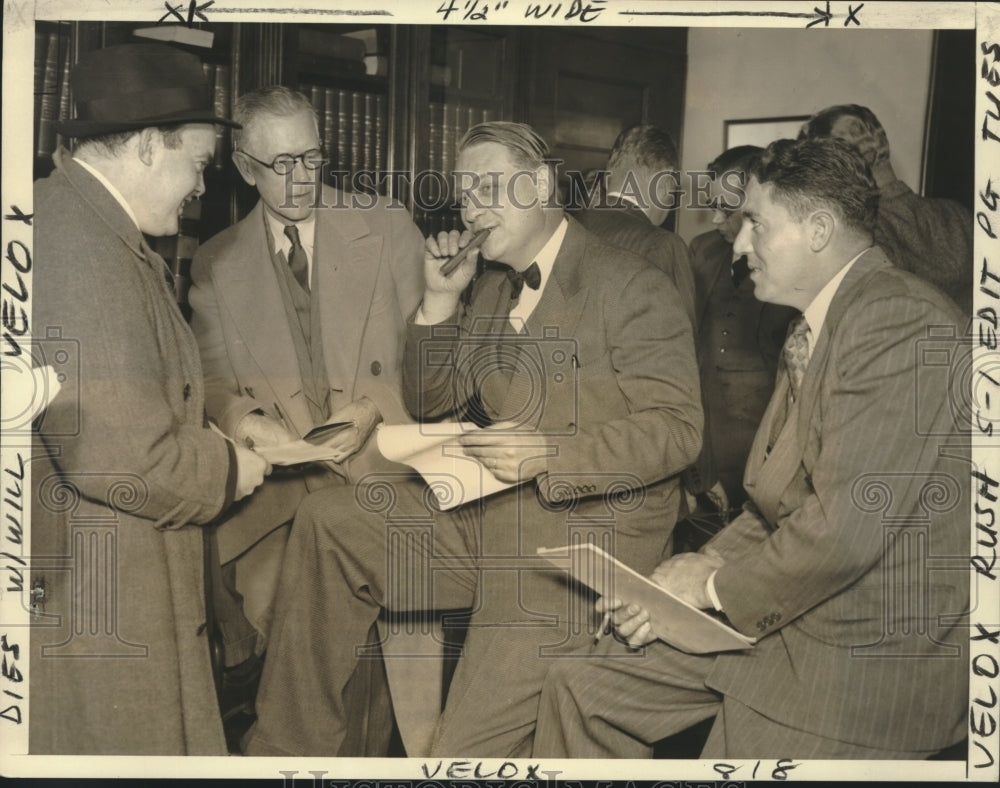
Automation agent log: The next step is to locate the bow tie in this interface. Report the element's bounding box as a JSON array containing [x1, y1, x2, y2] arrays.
[[506, 262, 542, 300], [731, 255, 750, 288]]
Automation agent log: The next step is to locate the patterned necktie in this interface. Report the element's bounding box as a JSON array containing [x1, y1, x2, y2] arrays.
[[283, 224, 310, 292], [505, 261, 542, 303], [782, 315, 811, 402]]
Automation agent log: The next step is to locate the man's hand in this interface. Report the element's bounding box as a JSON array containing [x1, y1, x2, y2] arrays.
[[233, 443, 271, 501], [593, 551, 725, 648], [420, 229, 480, 324], [649, 551, 725, 610], [320, 397, 382, 463], [458, 427, 553, 484], [234, 412, 296, 449], [595, 596, 656, 648]]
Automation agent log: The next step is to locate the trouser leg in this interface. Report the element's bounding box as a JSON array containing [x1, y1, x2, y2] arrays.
[[533, 639, 721, 758], [206, 526, 257, 668], [244, 476, 479, 757], [703, 698, 945, 759]]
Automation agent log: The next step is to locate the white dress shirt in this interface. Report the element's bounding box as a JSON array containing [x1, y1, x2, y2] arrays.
[[265, 209, 316, 283]]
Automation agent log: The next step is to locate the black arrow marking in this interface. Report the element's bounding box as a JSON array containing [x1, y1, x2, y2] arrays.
[[620, 1, 834, 28]]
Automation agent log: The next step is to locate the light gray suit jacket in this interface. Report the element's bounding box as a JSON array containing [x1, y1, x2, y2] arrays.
[[189, 188, 424, 560]]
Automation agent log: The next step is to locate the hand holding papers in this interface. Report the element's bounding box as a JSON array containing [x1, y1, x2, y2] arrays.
[[537, 543, 755, 654], [376, 421, 525, 510]]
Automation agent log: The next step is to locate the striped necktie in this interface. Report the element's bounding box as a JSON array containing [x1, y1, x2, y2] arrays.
[[283, 224, 310, 292]]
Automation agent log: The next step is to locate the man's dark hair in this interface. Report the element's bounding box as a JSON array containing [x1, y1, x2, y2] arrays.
[[607, 124, 678, 172], [798, 104, 890, 168], [748, 137, 879, 236], [708, 145, 763, 177]]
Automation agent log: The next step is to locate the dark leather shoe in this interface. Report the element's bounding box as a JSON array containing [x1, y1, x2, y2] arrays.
[[219, 652, 264, 720], [219, 653, 264, 754]]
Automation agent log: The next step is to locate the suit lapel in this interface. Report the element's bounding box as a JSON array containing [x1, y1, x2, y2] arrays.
[[500, 219, 589, 419], [792, 248, 892, 439], [217, 202, 311, 429], [748, 248, 893, 524], [314, 196, 382, 397]]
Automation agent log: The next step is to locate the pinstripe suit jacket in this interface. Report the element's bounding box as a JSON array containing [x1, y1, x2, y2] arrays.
[[703, 248, 969, 752]]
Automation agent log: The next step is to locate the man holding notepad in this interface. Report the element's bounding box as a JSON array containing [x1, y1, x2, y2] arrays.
[[243, 121, 702, 756], [533, 137, 970, 760]]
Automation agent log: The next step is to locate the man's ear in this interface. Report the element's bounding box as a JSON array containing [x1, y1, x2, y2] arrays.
[[536, 163, 555, 206], [808, 209, 835, 252], [232, 151, 257, 187], [136, 128, 157, 166]]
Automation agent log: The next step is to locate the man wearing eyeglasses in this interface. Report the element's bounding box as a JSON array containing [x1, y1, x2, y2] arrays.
[[187, 86, 424, 745]]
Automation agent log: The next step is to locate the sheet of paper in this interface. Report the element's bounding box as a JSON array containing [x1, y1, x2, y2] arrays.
[[537, 543, 756, 654], [376, 422, 520, 510]]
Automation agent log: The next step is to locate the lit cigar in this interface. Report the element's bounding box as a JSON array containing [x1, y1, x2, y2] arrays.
[[439, 228, 491, 276]]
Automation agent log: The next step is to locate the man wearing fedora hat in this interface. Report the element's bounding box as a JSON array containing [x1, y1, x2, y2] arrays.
[[30, 42, 270, 754]]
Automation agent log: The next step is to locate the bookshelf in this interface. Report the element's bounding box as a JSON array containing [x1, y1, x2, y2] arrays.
[[33, 22, 687, 309]]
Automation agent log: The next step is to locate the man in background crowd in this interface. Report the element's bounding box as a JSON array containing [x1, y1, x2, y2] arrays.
[[800, 103, 973, 314], [688, 145, 796, 508], [577, 124, 696, 327]]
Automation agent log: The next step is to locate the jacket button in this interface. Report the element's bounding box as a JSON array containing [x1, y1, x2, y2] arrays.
[[183, 383, 191, 400], [370, 361, 382, 376]]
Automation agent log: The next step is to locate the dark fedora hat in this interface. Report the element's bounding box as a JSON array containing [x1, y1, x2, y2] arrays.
[[55, 42, 241, 138]]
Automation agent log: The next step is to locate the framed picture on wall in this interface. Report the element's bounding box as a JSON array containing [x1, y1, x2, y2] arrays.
[[724, 115, 810, 149]]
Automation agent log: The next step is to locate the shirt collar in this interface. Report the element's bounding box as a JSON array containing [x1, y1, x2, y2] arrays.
[[606, 190, 642, 209], [529, 216, 568, 287], [801, 247, 869, 347], [74, 157, 141, 232], [265, 207, 316, 255]]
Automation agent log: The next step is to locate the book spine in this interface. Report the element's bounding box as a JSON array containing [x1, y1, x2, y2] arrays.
[[34, 30, 46, 145], [323, 88, 336, 184], [363, 93, 374, 181], [36, 31, 60, 158], [212, 64, 231, 169], [310, 84, 325, 151], [336, 89, 349, 175], [53, 34, 72, 151], [350, 91, 363, 190], [375, 94, 385, 194], [441, 101, 454, 181]]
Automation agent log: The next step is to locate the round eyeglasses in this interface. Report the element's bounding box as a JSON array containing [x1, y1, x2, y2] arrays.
[[237, 147, 325, 175]]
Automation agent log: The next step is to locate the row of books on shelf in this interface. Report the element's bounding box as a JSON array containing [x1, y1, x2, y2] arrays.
[[33, 26, 235, 171], [34, 27, 71, 159], [428, 102, 495, 185], [301, 83, 387, 193]]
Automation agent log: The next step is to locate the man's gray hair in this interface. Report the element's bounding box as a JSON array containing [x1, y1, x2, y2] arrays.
[[232, 85, 318, 152]]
